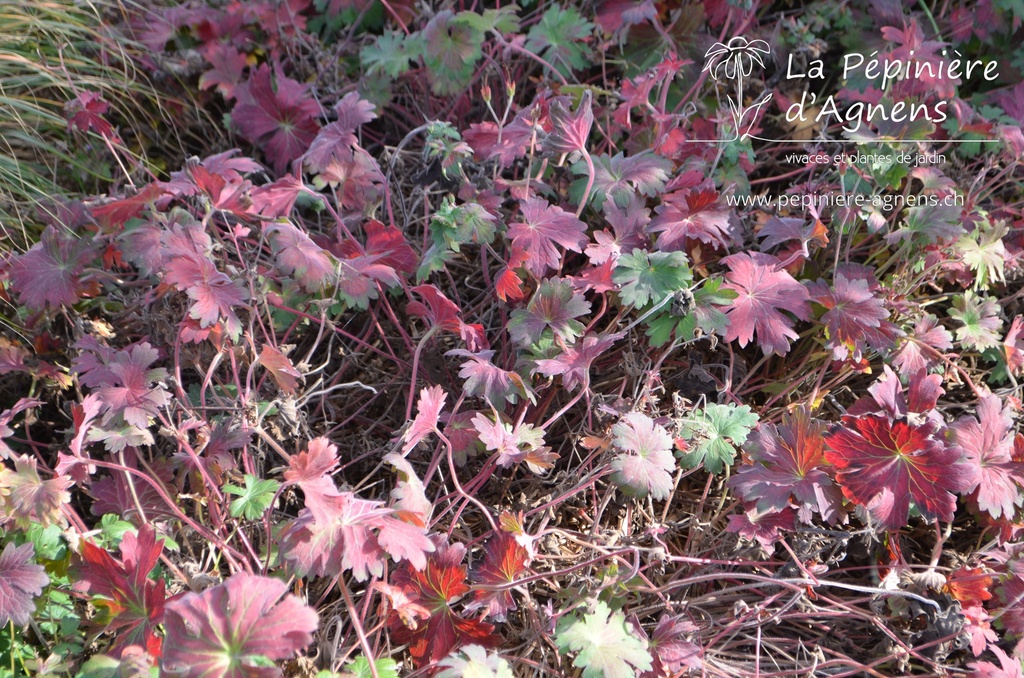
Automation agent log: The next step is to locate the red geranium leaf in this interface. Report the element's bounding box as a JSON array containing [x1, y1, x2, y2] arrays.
[[946, 566, 993, 609], [65, 91, 114, 137], [807, 269, 890, 362], [333, 91, 377, 131], [91, 183, 167, 228], [581, 151, 674, 210], [283, 438, 340, 518], [449, 349, 533, 408], [161, 573, 318, 677], [231, 64, 321, 175], [534, 331, 620, 391], [758, 216, 829, 253], [5, 226, 99, 310], [384, 453, 432, 524], [893, 314, 953, 377], [402, 385, 447, 454], [644, 613, 702, 675], [467, 531, 529, 621], [586, 195, 650, 265], [198, 45, 248, 100], [970, 646, 1024, 678], [281, 489, 434, 581], [250, 175, 305, 218], [506, 198, 588, 277], [721, 252, 811, 356], [92, 341, 170, 433], [0, 542, 48, 628], [259, 344, 302, 395], [508, 277, 591, 346], [543, 90, 593, 155], [824, 414, 973, 531], [74, 524, 166, 656], [408, 285, 486, 351], [386, 540, 500, 668], [727, 506, 796, 550], [0, 455, 70, 529], [266, 221, 335, 292], [953, 393, 1024, 520], [729, 408, 841, 524], [651, 186, 738, 252], [344, 220, 417, 275]]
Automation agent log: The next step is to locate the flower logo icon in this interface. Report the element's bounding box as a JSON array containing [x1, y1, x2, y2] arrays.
[[701, 37, 772, 141], [703, 37, 771, 80]]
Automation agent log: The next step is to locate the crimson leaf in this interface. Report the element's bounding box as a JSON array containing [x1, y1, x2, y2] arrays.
[[74, 524, 166, 656], [824, 415, 973, 530], [807, 269, 890, 362], [385, 540, 500, 668], [650, 187, 738, 252], [162, 573, 318, 677], [467, 531, 529, 621]]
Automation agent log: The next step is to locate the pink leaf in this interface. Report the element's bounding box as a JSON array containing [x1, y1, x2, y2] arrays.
[[543, 90, 593, 154], [231, 64, 321, 175], [722, 252, 811, 356], [266, 222, 335, 292], [384, 453, 432, 524], [534, 332, 620, 391], [507, 277, 591, 346], [162, 573, 318, 678], [585, 195, 650, 265], [338, 220, 417, 276], [402, 385, 447, 454], [0, 455, 71, 529], [651, 186, 738, 252], [610, 412, 676, 500], [250, 175, 304, 218], [281, 492, 433, 581], [259, 345, 302, 394], [727, 506, 796, 550], [506, 198, 588, 277], [198, 45, 248, 99], [5, 226, 99, 310], [954, 393, 1024, 520], [729, 408, 841, 524], [284, 438, 340, 519], [93, 343, 170, 430], [0, 543, 48, 627], [407, 285, 486, 350], [893, 315, 953, 377], [448, 349, 533, 408], [472, 414, 554, 473], [807, 269, 890, 362]]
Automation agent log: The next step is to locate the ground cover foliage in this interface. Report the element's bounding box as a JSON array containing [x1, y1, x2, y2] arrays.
[[1, 0, 1024, 674]]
